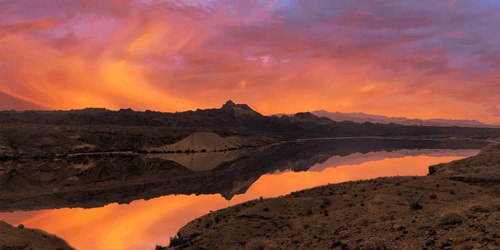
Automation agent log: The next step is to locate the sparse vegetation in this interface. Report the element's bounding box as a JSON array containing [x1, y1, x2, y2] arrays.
[[409, 201, 423, 210], [469, 204, 489, 213], [365, 238, 388, 250], [244, 238, 278, 250], [439, 213, 463, 226]]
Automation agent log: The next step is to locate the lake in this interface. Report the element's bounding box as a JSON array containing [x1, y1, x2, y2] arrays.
[[0, 138, 490, 250]]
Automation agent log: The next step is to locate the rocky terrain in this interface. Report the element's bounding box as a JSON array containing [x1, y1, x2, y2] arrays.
[[0, 220, 74, 250], [162, 143, 500, 250]]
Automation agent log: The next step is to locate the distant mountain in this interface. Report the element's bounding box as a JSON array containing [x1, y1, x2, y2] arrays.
[[307, 110, 499, 128], [1, 101, 499, 159]]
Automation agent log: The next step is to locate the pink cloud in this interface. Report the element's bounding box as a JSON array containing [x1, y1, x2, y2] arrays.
[[0, 0, 499, 124]]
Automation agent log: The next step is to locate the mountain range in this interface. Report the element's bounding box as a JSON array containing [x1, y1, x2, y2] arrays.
[[1, 100, 500, 159], [272, 110, 499, 128]]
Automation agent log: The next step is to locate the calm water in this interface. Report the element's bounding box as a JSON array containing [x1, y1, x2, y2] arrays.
[[0, 139, 486, 250]]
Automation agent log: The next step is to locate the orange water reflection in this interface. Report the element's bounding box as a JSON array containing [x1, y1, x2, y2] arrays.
[[0, 155, 467, 249]]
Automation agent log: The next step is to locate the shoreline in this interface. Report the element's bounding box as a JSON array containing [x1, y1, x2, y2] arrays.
[[162, 143, 500, 250]]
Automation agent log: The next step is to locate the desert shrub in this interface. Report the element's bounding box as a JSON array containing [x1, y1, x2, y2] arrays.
[[430, 194, 437, 199], [245, 238, 278, 250], [492, 187, 500, 197], [306, 209, 313, 215], [320, 198, 331, 208], [169, 236, 184, 247], [365, 238, 388, 250], [410, 201, 423, 210], [359, 217, 371, 226], [263, 207, 269, 212], [469, 204, 489, 213], [439, 213, 463, 226], [380, 213, 395, 222], [493, 204, 500, 211]]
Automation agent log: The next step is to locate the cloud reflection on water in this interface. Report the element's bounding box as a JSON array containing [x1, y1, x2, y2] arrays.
[[0, 152, 477, 249]]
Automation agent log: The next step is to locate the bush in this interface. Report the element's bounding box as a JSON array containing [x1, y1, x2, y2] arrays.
[[169, 235, 184, 247], [365, 238, 388, 250], [469, 205, 489, 213], [245, 238, 278, 250], [439, 213, 463, 226], [410, 201, 423, 210]]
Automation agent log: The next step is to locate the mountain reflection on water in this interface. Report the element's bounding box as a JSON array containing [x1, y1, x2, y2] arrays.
[[0, 138, 491, 249]]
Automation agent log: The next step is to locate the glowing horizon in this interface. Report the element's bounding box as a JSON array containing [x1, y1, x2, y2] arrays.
[[1, 0, 500, 124]]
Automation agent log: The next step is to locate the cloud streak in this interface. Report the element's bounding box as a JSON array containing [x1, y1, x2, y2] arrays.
[[0, 0, 499, 123]]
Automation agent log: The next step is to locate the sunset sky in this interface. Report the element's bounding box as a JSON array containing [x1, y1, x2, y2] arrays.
[[1, 0, 499, 123]]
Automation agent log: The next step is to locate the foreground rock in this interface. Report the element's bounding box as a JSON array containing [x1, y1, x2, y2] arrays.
[[0, 221, 74, 250], [163, 144, 500, 250]]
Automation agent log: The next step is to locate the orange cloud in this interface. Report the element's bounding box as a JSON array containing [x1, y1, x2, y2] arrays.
[[0, 0, 499, 124]]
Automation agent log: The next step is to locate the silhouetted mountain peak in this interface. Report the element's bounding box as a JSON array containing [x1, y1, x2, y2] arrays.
[[222, 100, 236, 107], [221, 100, 261, 117]]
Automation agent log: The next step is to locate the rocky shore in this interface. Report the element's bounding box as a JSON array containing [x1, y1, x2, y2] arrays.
[[0, 220, 74, 250], [163, 143, 500, 250]]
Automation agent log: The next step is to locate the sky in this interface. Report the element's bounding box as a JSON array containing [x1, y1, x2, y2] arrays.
[[0, 0, 499, 123]]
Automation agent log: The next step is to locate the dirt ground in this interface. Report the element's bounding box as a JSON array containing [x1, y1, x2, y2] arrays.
[[165, 143, 500, 250]]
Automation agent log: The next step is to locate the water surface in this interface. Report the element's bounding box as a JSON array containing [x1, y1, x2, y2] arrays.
[[0, 139, 486, 249]]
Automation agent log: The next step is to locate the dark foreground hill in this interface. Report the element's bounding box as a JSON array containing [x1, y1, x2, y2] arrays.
[[162, 143, 500, 250], [0, 221, 74, 250]]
